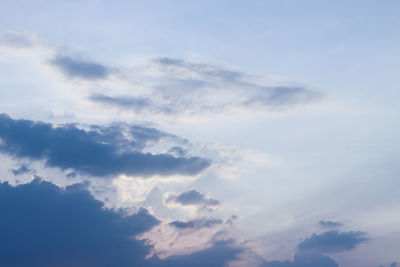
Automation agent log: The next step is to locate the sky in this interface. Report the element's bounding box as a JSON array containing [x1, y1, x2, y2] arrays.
[[0, 1, 399, 266]]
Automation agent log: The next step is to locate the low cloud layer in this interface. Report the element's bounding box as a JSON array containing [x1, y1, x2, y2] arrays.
[[0, 178, 244, 267], [0, 114, 210, 178]]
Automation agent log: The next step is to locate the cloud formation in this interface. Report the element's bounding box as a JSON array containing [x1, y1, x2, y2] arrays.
[[89, 57, 320, 115], [0, 114, 210, 178], [297, 230, 369, 253], [0, 178, 244, 267], [0, 178, 158, 266]]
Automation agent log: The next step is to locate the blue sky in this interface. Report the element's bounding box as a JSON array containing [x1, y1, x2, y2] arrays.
[[0, 1, 399, 266]]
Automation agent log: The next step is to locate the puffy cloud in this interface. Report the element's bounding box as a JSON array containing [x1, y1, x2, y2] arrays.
[[166, 189, 220, 208], [297, 230, 369, 253], [318, 220, 343, 229], [0, 114, 210, 178], [51, 55, 110, 79]]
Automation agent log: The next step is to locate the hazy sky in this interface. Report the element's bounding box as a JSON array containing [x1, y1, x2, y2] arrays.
[[0, 1, 399, 266]]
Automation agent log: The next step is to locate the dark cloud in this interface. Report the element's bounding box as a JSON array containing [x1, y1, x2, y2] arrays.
[[0, 114, 210, 178], [149, 239, 244, 267], [170, 218, 223, 230], [51, 55, 109, 79], [0, 178, 244, 267], [260, 252, 338, 267], [167, 189, 220, 208], [11, 164, 31, 175], [297, 230, 369, 253], [0, 178, 158, 267], [319, 220, 343, 229]]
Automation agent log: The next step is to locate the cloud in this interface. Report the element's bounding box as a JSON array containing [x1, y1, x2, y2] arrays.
[[166, 189, 220, 208], [11, 164, 31, 175], [88, 57, 321, 116], [51, 55, 110, 79], [297, 230, 369, 253], [260, 251, 338, 267], [0, 178, 244, 267], [0, 178, 158, 266], [149, 239, 244, 267], [170, 218, 223, 230], [0, 114, 210, 178], [318, 220, 343, 229]]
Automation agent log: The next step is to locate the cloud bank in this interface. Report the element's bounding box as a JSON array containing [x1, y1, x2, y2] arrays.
[[0, 114, 210, 178], [0, 178, 244, 267]]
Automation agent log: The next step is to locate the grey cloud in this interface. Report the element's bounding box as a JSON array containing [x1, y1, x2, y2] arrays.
[[170, 218, 223, 230], [0, 114, 210, 178], [167, 189, 220, 208], [319, 220, 343, 229], [51, 55, 109, 79], [297, 230, 369, 253]]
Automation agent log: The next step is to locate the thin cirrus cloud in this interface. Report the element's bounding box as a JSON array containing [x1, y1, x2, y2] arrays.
[[0, 114, 210, 178], [1, 32, 322, 117], [88, 57, 321, 116], [0, 178, 244, 267], [260, 251, 339, 267]]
